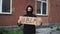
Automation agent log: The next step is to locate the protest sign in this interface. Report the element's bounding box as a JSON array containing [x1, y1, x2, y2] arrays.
[[18, 16, 42, 25]]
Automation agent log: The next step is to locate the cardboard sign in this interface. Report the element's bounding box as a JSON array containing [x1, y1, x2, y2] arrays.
[[18, 16, 42, 25]]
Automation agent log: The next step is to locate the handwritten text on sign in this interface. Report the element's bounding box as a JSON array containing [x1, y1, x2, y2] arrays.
[[18, 16, 42, 25]]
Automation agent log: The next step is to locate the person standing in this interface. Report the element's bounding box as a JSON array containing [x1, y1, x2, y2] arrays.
[[18, 5, 36, 34]]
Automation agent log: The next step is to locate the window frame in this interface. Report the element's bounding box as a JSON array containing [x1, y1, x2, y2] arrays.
[[0, 0, 12, 14], [36, 0, 48, 16]]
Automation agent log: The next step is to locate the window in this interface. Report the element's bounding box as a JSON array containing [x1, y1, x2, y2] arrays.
[[0, 0, 12, 14], [36, 0, 48, 16]]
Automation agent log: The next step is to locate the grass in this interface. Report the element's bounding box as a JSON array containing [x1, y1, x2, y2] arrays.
[[56, 27, 60, 31], [0, 27, 23, 34]]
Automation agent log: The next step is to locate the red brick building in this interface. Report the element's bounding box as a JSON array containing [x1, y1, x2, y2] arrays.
[[0, 0, 60, 26]]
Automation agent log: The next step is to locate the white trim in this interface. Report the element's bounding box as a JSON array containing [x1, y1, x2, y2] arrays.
[[0, 0, 2, 13], [37, 0, 41, 1], [0, 0, 12, 14], [41, 2, 43, 15], [10, 0, 12, 14], [46, 0, 48, 15], [36, 14, 48, 16], [36, 0, 48, 16]]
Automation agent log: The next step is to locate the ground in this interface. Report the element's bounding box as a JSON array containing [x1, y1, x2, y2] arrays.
[[0, 25, 60, 34]]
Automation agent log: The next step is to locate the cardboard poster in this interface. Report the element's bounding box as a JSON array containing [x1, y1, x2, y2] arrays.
[[18, 16, 42, 25]]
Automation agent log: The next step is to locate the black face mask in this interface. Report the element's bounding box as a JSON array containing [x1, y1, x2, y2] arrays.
[[26, 11, 33, 16]]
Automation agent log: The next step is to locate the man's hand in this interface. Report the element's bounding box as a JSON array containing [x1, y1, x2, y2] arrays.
[[17, 16, 23, 26], [17, 22, 22, 26]]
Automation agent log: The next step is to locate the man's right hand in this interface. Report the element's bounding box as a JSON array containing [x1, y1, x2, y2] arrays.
[[17, 22, 22, 26]]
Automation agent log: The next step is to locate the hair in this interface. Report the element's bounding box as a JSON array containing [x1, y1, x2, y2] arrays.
[[26, 5, 33, 11]]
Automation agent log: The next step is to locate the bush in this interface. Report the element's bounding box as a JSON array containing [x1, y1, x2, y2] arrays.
[[0, 27, 23, 34], [56, 27, 60, 31], [0, 28, 8, 34]]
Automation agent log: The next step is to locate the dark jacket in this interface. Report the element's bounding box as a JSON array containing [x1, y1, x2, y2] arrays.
[[17, 5, 36, 26]]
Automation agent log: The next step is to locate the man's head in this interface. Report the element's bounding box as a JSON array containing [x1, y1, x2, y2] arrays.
[[28, 7, 32, 11], [25, 5, 36, 16], [26, 5, 33, 12]]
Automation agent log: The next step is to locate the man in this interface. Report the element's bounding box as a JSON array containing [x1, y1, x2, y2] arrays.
[[18, 5, 36, 34]]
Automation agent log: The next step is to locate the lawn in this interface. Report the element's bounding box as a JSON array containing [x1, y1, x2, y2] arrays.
[[0, 27, 23, 34]]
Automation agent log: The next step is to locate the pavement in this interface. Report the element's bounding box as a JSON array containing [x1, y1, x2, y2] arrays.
[[36, 28, 51, 34]]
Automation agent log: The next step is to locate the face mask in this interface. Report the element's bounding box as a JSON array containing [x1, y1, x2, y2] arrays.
[[26, 11, 33, 15], [26, 6, 33, 16]]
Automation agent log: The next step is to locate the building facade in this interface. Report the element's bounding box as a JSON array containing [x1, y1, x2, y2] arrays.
[[0, 0, 60, 26]]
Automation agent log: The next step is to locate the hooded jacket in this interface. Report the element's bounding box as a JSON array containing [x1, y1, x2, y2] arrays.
[[18, 5, 36, 26], [24, 5, 36, 17]]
